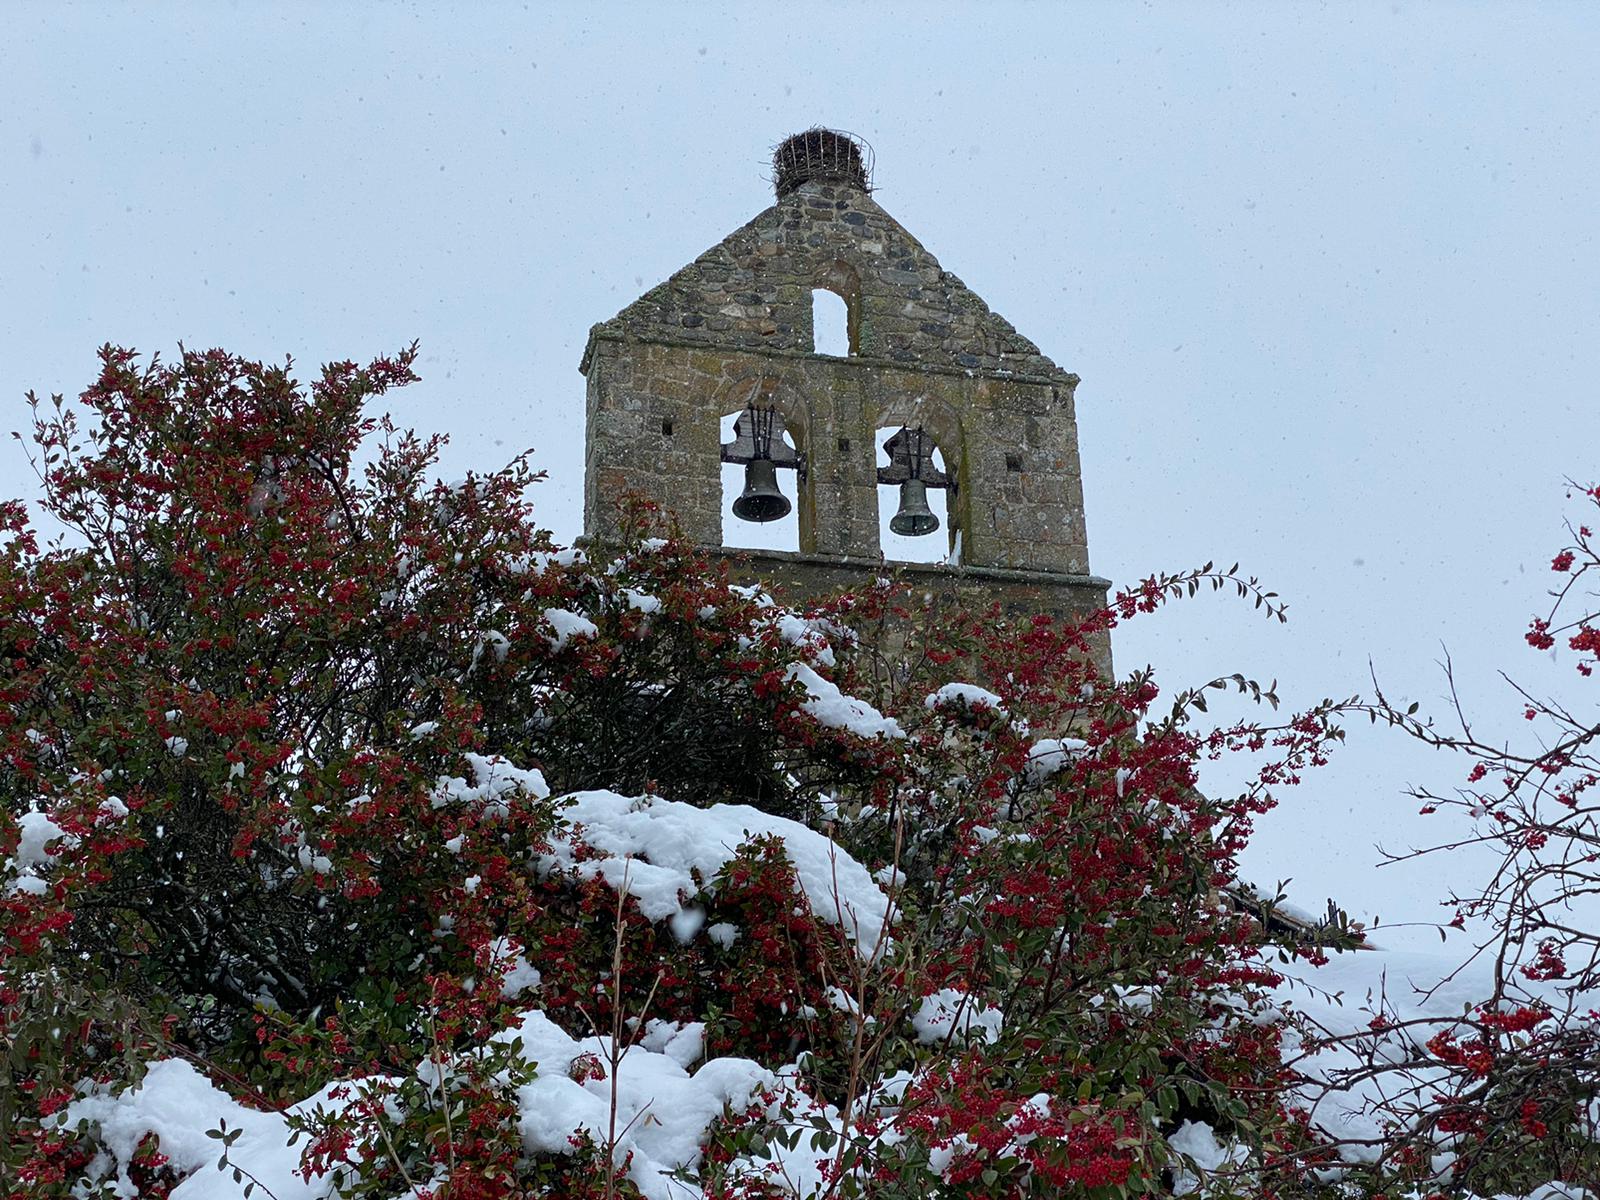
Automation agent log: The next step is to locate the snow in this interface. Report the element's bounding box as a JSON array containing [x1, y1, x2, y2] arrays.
[[639, 1018, 707, 1070], [923, 682, 1005, 714], [1138, 945, 1600, 1198], [490, 937, 544, 999], [1275, 945, 1600, 1178], [825, 986, 870, 1021], [783, 663, 904, 740], [473, 628, 510, 664], [507, 548, 586, 575], [61, 1058, 349, 1199], [432, 753, 550, 818], [548, 790, 893, 957], [543, 607, 598, 650], [1168, 1119, 1248, 1195], [670, 906, 706, 942], [60, 1013, 777, 1200], [770, 612, 837, 667], [22, 698, 1591, 1200], [295, 845, 333, 875], [911, 987, 1004, 1045], [624, 587, 663, 614], [1023, 736, 1087, 782], [51, 948, 1595, 1200], [6, 809, 72, 895], [502, 1009, 775, 1200]]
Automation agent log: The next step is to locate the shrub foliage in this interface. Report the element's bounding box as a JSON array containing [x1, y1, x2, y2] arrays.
[[1, 346, 1591, 1198]]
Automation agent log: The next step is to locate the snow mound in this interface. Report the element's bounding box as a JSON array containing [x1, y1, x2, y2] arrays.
[[770, 612, 840, 667], [62, 1059, 351, 1199], [911, 987, 1004, 1045], [543, 607, 598, 650], [548, 790, 893, 957], [6, 809, 72, 896], [1024, 736, 1088, 782], [1275, 946, 1600, 1182], [432, 753, 551, 818], [59, 1012, 780, 1200], [506, 547, 586, 575], [924, 682, 1006, 714], [784, 663, 904, 740], [1168, 1119, 1248, 1195], [505, 1009, 774, 1200]]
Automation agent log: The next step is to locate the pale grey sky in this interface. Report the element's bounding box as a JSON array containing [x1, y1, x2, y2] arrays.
[[4, 1, 1598, 944]]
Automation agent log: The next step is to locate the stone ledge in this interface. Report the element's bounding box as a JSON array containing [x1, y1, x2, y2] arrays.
[[719, 546, 1111, 591], [581, 328, 1078, 390], [714, 547, 1114, 678]]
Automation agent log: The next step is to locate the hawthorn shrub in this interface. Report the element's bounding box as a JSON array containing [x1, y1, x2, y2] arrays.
[[1313, 481, 1600, 1198], [0, 343, 1468, 1199]]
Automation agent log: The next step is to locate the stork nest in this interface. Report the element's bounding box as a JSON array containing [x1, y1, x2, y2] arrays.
[[773, 128, 872, 197]]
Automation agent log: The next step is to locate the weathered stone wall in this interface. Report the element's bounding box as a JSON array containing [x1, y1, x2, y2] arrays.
[[583, 338, 1091, 574], [581, 159, 1104, 669], [717, 549, 1113, 680]]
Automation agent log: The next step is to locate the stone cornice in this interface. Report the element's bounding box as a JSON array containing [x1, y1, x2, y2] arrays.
[[579, 327, 1080, 393]]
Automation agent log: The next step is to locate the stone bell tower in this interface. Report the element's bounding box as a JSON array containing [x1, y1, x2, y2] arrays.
[[581, 130, 1111, 672]]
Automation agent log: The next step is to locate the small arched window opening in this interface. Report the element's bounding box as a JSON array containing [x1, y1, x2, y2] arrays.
[[812, 288, 853, 357], [877, 425, 954, 565], [721, 407, 802, 553], [810, 261, 862, 357]]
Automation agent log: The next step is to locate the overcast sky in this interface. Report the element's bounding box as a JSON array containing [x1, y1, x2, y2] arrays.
[[4, 2, 1598, 947]]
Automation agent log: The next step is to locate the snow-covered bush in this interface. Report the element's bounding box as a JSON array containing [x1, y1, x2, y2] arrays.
[[0, 345, 1584, 1198]]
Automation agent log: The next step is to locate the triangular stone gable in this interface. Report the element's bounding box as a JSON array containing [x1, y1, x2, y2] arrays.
[[582, 182, 1073, 385]]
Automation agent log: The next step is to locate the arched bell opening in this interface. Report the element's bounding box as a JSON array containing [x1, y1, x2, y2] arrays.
[[720, 401, 807, 554], [876, 425, 955, 565]]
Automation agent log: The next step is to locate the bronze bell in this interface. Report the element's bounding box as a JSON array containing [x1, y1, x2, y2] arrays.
[[889, 477, 939, 537], [732, 458, 791, 523]]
